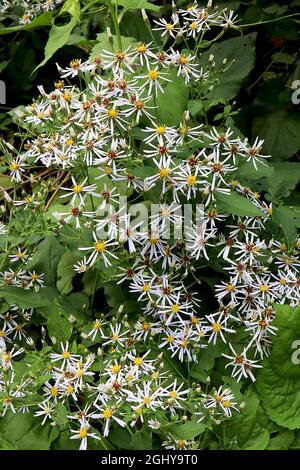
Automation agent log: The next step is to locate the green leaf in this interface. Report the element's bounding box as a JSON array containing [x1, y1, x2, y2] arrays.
[[238, 160, 274, 180], [91, 33, 136, 57], [273, 206, 300, 245], [0, 433, 17, 450], [199, 33, 257, 100], [130, 428, 152, 449], [57, 250, 77, 295], [253, 109, 300, 161], [109, 427, 133, 450], [132, 166, 155, 179], [83, 269, 103, 296], [224, 386, 269, 450], [168, 420, 205, 439], [104, 282, 125, 308], [112, 0, 160, 12], [265, 163, 300, 201], [0, 12, 53, 36], [215, 192, 263, 216], [0, 412, 58, 450], [26, 235, 64, 286], [55, 403, 69, 426], [256, 304, 300, 430], [35, 0, 81, 70], [46, 302, 73, 342], [156, 72, 189, 126], [188, 99, 204, 117], [266, 430, 295, 450], [191, 342, 224, 382], [0, 286, 56, 308]]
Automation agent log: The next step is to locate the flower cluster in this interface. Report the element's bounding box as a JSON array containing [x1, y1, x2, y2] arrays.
[[1, 0, 65, 24]]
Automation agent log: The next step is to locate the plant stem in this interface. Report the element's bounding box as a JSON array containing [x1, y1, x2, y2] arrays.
[[108, 0, 122, 50], [240, 12, 300, 28]]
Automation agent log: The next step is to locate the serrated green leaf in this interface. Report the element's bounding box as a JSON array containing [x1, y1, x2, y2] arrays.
[[26, 235, 64, 286], [256, 304, 300, 430], [0, 286, 57, 308], [215, 192, 263, 216], [199, 33, 257, 100], [35, 0, 81, 70], [238, 160, 274, 180], [113, 0, 160, 12], [273, 206, 300, 245], [168, 420, 205, 439], [266, 430, 295, 450], [57, 250, 77, 295], [156, 71, 189, 126], [0, 412, 58, 450]]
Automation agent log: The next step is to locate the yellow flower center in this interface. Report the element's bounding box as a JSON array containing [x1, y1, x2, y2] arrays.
[[105, 166, 113, 175], [107, 108, 119, 119], [179, 55, 188, 65], [116, 51, 125, 60], [79, 427, 88, 439], [134, 357, 143, 366], [187, 175, 197, 186], [73, 185, 82, 193], [93, 320, 101, 330], [161, 208, 170, 217], [148, 69, 159, 80], [51, 387, 58, 396], [62, 351, 70, 359], [156, 126, 165, 134], [10, 162, 19, 171], [137, 44, 147, 53], [223, 400, 231, 408], [142, 284, 150, 292], [226, 283, 236, 292], [259, 284, 269, 292], [111, 364, 121, 374], [159, 168, 170, 178], [143, 397, 152, 405], [95, 241, 106, 252], [170, 304, 180, 314], [63, 92, 71, 101], [212, 323, 222, 332], [103, 408, 112, 420], [166, 23, 174, 30], [169, 390, 177, 399]]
